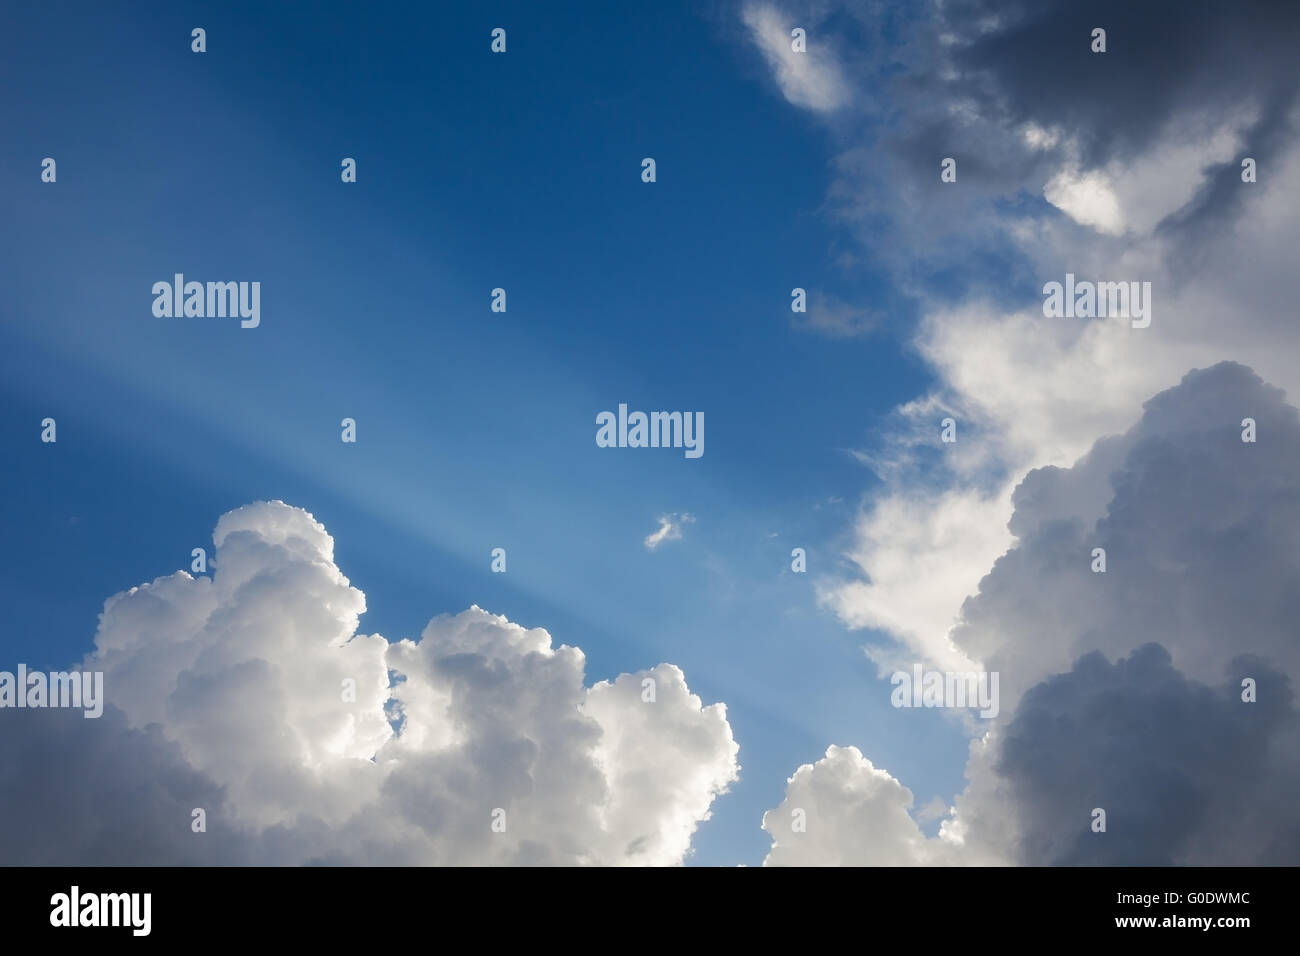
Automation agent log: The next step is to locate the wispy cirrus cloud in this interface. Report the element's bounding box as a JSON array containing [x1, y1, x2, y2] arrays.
[[742, 2, 850, 112]]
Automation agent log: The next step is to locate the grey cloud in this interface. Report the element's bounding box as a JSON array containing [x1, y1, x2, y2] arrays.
[[939, 0, 1300, 170], [956, 361, 1300, 708], [758, 0, 1300, 310], [0, 705, 250, 865], [770, 362, 1300, 865], [997, 644, 1298, 865]]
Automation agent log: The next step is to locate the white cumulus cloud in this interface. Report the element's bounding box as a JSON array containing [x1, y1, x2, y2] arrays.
[[1, 501, 739, 865]]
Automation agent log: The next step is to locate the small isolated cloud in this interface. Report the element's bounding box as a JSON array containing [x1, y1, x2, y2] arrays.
[[644, 513, 695, 551], [792, 291, 881, 339], [742, 3, 849, 113]]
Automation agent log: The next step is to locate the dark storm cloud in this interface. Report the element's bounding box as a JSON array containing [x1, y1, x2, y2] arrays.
[[997, 644, 1299, 865], [765, 360, 1300, 865], [938, 0, 1300, 165], [953, 361, 1300, 708], [792, 0, 1300, 294], [928, 0, 1300, 269], [942, 361, 1300, 865]]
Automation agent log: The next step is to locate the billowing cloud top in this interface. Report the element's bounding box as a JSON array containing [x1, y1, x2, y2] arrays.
[[765, 363, 1300, 866], [2, 502, 739, 865]]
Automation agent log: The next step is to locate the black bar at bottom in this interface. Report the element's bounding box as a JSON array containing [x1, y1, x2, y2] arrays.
[[0, 865, 1280, 942]]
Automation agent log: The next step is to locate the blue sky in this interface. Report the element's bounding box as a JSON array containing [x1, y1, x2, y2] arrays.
[[8, 0, 1295, 869], [0, 1, 970, 865]]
